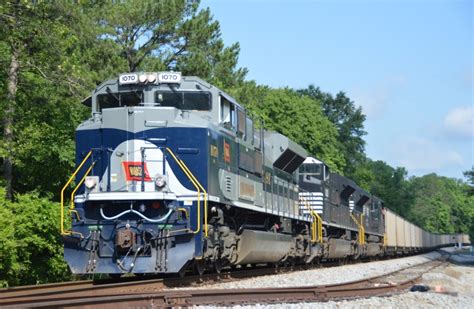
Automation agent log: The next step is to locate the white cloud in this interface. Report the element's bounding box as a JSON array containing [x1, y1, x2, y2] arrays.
[[390, 137, 464, 173], [443, 106, 473, 137]]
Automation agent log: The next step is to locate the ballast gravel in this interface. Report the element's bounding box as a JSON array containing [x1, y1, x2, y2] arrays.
[[186, 251, 442, 290], [191, 251, 474, 308]]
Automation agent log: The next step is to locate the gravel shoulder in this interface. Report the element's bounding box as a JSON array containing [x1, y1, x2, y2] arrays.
[[228, 263, 474, 309], [185, 251, 441, 291], [192, 250, 474, 308]]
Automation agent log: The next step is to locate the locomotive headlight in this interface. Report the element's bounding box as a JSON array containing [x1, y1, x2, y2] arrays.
[[84, 176, 97, 189], [147, 74, 156, 83], [155, 174, 166, 188], [138, 74, 148, 83]]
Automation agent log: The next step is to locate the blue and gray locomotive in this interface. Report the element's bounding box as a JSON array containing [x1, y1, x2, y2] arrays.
[[62, 72, 464, 276]]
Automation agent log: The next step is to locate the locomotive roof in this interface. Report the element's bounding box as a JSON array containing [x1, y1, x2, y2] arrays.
[[82, 72, 244, 110]]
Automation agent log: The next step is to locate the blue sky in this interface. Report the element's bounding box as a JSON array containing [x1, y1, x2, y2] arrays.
[[201, 0, 473, 179]]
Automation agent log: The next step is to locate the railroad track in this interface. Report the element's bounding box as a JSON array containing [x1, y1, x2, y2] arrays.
[[0, 257, 446, 308], [0, 255, 371, 307], [0, 263, 314, 307]]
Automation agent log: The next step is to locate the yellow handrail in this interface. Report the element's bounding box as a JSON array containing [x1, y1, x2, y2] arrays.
[[383, 233, 387, 247], [178, 207, 189, 219], [70, 162, 96, 211], [60, 150, 92, 236], [179, 158, 209, 238], [299, 195, 322, 243], [302, 197, 316, 242], [313, 211, 323, 242], [165, 148, 206, 236], [350, 212, 366, 245], [360, 214, 366, 245]]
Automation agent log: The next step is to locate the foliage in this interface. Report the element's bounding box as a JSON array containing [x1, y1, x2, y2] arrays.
[[0, 187, 70, 287], [0, 1, 105, 198], [95, 0, 247, 88], [463, 166, 474, 196], [407, 174, 474, 236], [298, 85, 367, 177], [352, 158, 412, 215]]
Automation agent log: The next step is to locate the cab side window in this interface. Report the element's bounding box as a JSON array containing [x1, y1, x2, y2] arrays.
[[246, 117, 253, 144], [237, 108, 245, 137], [220, 95, 236, 130]]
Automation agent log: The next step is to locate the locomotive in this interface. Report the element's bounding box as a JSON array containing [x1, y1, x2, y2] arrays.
[[61, 72, 469, 276]]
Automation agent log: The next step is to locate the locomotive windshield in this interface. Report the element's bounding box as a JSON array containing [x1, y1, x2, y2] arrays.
[[97, 91, 143, 111], [299, 163, 322, 176], [155, 91, 211, 111]]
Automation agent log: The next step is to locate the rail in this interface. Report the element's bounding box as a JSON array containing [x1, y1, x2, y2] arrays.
[[60, 150, 93, 237], [0, 258, 444, 307]]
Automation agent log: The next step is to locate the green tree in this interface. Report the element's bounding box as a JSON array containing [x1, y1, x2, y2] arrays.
[[95, 0, 246, 88], [0, 1, 104, 198], [463, 166, 474, 196], [0, 187, 70, 287], [354, 159, 411, 215], [408, 174, 473, 235], [298, 85, 367, 177]]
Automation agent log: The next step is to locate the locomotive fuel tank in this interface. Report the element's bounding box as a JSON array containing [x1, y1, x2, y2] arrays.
[[235, 230, 293, 264], [326, 238, 352, 259]]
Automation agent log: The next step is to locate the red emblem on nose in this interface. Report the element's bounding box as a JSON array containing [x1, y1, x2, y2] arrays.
[[122, 162, 152, 181]]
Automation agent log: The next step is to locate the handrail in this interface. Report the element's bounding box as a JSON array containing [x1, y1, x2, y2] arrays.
[[178, 157, 209, 238], [165, 148, 206, 236], [299, 195, 322, 243], [350, 212, 366, 245], [313, 211, 323, 242], [360, 214, 366, 245], [70, 162, 96, 211], [60, 150, 92, 237], [383, 233, 387, 247], [300, 196, 316, 242]]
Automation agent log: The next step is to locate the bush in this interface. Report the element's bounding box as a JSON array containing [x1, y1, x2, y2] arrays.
[[0, 188, 71, 287]]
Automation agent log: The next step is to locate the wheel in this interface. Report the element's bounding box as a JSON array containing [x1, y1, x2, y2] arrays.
[[214, 259, 225, 274], [194, 259, 206, 276]]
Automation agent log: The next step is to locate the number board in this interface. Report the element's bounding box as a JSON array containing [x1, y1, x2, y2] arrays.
[[158, 72, 182, 83], [119, 73, 138, 85]]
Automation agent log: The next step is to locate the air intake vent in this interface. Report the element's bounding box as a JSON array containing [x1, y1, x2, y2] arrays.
[[265, 132, 307, 174], [225, 176, 232, 193], [273, 149, 305, 173]]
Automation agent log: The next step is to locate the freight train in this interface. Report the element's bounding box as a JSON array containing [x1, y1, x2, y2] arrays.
[[61, 72, 470, 276]]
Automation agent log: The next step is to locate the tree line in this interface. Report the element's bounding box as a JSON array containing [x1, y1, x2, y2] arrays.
[[0, 0, 472, 286]]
